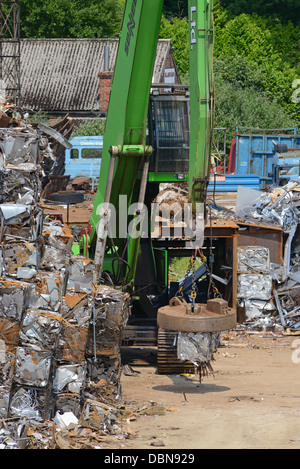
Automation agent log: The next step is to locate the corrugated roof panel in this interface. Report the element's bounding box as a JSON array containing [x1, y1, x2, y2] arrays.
[[14, 38, 171, 112]]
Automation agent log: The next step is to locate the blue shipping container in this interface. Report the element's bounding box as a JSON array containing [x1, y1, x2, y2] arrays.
[[235, 126, 300, 189]]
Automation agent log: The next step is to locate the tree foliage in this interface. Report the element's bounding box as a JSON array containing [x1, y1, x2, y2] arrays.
[[19, 0, 300, 143], [20, 0, 124, 38], [220, 0, 300, 23], [214, 58, 298, 143], [163, 0, 188, 19], [72, 119, 106, 137], [159, 15, 189, 77], [213, 4, 300, 123], [159, 1, 300, 139]]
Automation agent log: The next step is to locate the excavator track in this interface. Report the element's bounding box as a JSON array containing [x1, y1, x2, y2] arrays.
[[157, 328, 195, 375]]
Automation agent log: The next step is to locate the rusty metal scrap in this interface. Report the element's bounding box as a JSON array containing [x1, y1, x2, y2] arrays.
[[13, 346, 53, 388], [79, 398, 120, 433], [0, 169, 41, 205], [42, 221, 73, 246], [86, 329, 122, 359], [0, 350, 15, 418], [28, 271, 65, 313], [26, 420, 55, 449], [0, 319, 20, 349], [38, 115, 75, 179], [0, 109, 73, 190], [0, 279, 32, 322], [84, 355, 122, 405], [233, 180, 300, 330], [19, 310, 62, 352], [62, 291, 93, 326], [0, 417, 27, 449], [66, 256, 95, 293], [56, 323, 89, 362], [93, 285, 130, 329], [237, 179, 300, 232], [41, 222, 73, 271], [0, 131, 40, 170], [0, 111, 134, 443], [0, 242, 40, 279], [9, 385, 53, 421], [0, 204, 43, 243], [0, 116, 130, 442], [41, 246, 69, 271], [86, 286, 130, 359], [0, 349, 15, 388], [54, 393, 82, 420]]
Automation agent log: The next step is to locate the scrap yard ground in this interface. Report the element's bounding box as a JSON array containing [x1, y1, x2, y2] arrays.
[[42, 189, 300, 450], [115, 331, 300, 450]]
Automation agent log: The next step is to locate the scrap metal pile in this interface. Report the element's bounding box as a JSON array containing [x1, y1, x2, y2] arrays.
[[0, 124, 130, 449], [155, 179, 300, 333], [0, 107, 74, 182], [234, 179, 300, 331]]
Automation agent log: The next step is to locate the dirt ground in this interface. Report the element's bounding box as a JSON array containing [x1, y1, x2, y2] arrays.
[[42, 198, 300, 450], [102, 330, 300, 450]]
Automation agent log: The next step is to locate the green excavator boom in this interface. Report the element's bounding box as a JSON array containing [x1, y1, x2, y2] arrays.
[[86, 0, 214, 289]]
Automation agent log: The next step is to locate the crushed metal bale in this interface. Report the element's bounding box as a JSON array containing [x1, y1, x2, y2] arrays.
[[0, 116, 130, 448]]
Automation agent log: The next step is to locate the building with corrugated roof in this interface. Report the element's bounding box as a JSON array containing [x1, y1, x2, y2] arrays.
[[15, 38, 180, 117]]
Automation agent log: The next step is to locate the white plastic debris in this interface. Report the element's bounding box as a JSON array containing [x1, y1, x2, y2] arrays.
[[53, 411, 78, 428]]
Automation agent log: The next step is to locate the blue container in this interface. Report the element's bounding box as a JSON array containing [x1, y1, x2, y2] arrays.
[[65, 136, 103, 179], [235, 127, 300, 189], [207, 174, 260, 192]]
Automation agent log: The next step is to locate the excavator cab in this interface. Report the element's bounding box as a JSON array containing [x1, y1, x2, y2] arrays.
[[148, 85, 190, 178]]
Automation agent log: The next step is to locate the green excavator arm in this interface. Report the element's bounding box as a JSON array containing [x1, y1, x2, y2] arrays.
[[86, 0, 214, 289], [188, 0, 214, 210]]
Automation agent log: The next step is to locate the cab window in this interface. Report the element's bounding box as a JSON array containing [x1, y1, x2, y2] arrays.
[[81, 148, 102, 159], [70, 149, 79, 159]]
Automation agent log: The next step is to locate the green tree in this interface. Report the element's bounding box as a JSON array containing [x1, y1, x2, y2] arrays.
[[159, 14, 189, 77], [72, 119, 106, 137], [220, 0, 300, 23], [214, 59, 298, 146], [20, 0, 124, 38], [163, 0, 188, 19], [213, 7, 300, 121]]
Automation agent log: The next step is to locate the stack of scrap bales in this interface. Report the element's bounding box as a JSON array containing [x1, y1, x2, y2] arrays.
[[0, 127, 129, 446], [0, 130, 46, 423], [237, 246, 275, 320], [0, 130, 41, 205], [85, 285, 130, 404]]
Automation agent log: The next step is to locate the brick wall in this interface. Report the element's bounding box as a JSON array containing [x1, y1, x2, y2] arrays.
[[98, 71, 113, 114]]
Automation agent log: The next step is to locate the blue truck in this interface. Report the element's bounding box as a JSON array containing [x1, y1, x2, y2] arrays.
[[64, 136, 103, 180]]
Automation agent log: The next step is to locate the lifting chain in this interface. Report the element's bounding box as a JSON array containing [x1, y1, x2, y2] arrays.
[[191, 257, 197, 312], [175, 248, 222, 303], [175, 256, 194, 298], [176, 253, 198, 306], [196, 248, 222, 299]]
